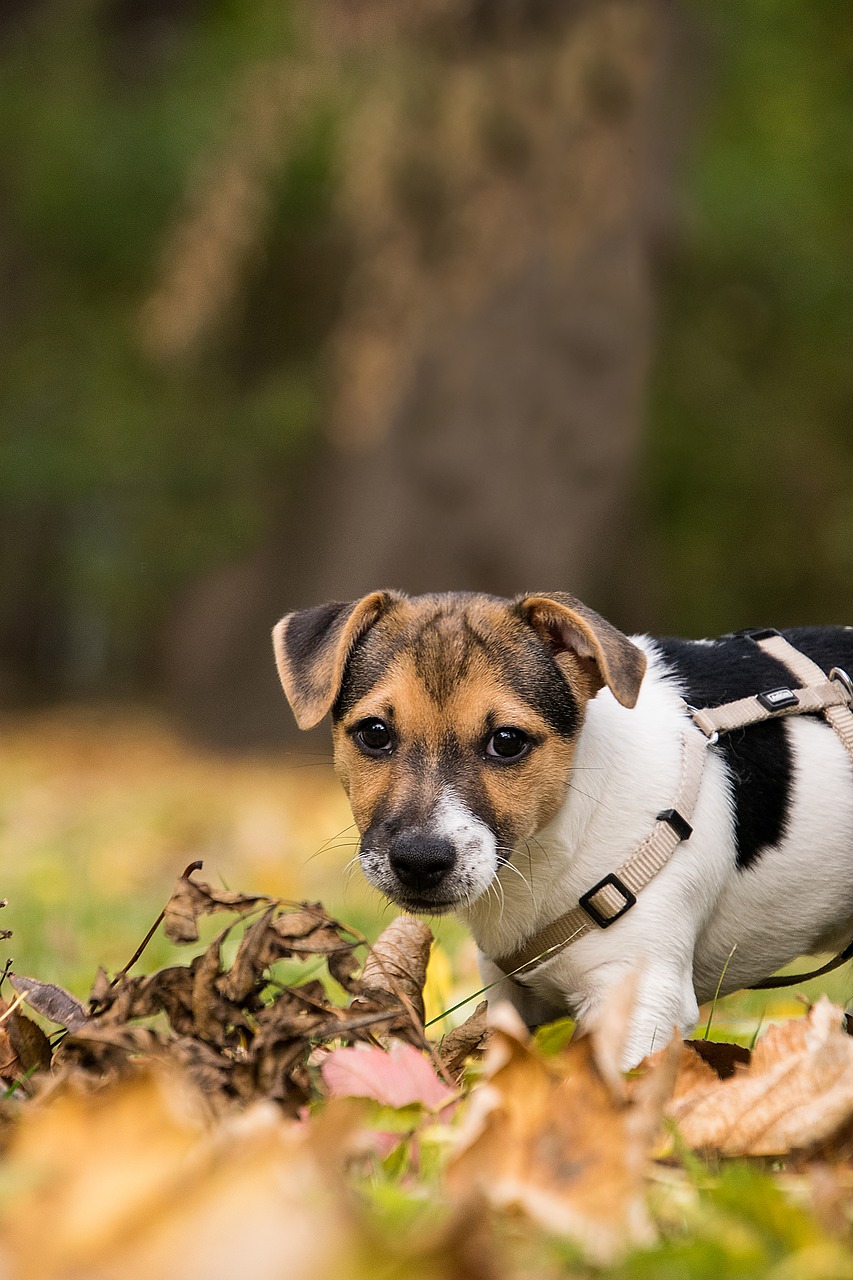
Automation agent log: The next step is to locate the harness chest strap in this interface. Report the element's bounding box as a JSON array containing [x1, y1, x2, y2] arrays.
[[495, 632, 853, 981]]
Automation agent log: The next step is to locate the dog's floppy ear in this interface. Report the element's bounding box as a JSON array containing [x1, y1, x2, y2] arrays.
[[517, 592, 647, 708], [273, 591, 399, 729]]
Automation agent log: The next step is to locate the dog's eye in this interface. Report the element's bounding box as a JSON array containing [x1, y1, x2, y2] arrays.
[[485, 727, 531, 761], [353, 718, 393, 755]]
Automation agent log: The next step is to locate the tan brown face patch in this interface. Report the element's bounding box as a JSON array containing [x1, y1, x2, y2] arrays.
[[329, 595, 592, 909], [335, 646, 578, 848], [275, 590, 646, 911]]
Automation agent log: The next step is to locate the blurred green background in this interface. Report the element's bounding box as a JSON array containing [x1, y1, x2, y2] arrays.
[[2, 0, 851, 744], [0, 0, 852, 1018]]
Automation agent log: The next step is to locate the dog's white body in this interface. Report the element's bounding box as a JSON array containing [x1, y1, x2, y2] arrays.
[[467, 638, 853, 1063], [274, 591, 853, 1067]]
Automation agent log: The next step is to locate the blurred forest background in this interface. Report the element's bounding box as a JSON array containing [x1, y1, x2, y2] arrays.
[[1, 0, 851, 750]]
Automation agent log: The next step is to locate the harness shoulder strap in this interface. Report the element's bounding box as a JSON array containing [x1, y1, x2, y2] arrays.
[[757, 631, 853, 761]]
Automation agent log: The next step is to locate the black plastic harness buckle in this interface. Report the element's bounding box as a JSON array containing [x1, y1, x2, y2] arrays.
[[757, 687, 799, 712], [739, 627, 780, 642], [656, 808, 693, 842], [579, 874, 637, 929]]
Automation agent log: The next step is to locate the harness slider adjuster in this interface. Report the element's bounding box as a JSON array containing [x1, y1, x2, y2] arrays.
[[757, 686, 799, 712], [578, 873, 636, 929], [656, 808, 693, 842]]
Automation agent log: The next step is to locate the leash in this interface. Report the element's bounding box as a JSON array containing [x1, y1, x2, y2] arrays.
[[748, 937, 853, 990], [495, 628, 853, 987]]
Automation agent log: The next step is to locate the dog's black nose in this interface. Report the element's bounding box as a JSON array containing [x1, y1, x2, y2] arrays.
[[388, 832, 455, 893]]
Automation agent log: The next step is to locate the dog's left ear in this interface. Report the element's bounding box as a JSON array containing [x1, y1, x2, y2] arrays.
[[273, 591, 400, 729], [517, 592, 647, 708]]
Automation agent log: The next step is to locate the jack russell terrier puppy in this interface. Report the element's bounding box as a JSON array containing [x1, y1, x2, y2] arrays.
[[273, 590, 853, 1065]]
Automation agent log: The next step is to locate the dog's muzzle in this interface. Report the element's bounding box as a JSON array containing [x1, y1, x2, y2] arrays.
[[358, 791, 499, 912]]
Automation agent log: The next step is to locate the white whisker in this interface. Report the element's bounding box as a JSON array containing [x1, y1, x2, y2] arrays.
[[496, 855, 534, 900]]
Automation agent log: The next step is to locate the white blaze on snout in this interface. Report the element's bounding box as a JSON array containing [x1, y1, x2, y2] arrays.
[[431, 788, 498, 899]]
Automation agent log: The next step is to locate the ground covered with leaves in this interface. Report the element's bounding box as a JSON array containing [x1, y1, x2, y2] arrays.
[[5, 713, 853, 1279]]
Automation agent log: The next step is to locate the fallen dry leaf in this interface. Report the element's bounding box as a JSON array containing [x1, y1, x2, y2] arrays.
[[670, 998, 853, 1156], [0, 1066, 364, 1280], [0, 1027, 16, 1079], [360, 915, 433, 1025], [0, 1069, 210, 1278], [322, 1040, 456, 1112], [9, 974, 89, 1032], [162, 869, 272, 944], [440, 1000, 490, 1081], [9, 893, 439, 1113], [0, 993, 52, 1085], [447, 998, 680, 1262]]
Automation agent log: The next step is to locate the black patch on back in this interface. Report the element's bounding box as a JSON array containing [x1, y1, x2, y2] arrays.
[[654, 626, 853, 868]]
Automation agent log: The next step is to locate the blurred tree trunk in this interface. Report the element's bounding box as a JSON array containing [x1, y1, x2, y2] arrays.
[[165, 0, 693, 745]]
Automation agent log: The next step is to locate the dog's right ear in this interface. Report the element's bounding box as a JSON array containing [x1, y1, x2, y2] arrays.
[[273, 591, 399, 730]]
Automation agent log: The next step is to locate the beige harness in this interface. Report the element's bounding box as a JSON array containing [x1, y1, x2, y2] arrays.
[[495, 630, 853, 981]]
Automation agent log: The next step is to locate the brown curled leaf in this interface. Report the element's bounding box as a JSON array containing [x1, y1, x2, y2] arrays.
[[190, 934, 229, 1046], [0, 1026, 17, 1081], [440, 1001, 490, 1081], [270, 905, 330, 941], [218, 907, 281, 1004], [88, 965, 112, 1010], [53, 1023, 164, 1074], [6, 1010, 52, 1076], [9, 975, 89, 1032], [130, 967, 197, 1037], [220, 907, 361, 1003], [95, 967, 199, 1038], [162, 873, 272, 944], [360, 915, 433, 1024], [0, 997, 41, 1085], [327, 946, 361, 993]]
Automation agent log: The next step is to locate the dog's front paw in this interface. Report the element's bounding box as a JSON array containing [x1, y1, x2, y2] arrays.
[[620, 984, 699, 1068]]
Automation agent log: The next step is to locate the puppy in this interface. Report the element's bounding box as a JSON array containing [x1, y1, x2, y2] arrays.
[[273, 590, 853, 1064]]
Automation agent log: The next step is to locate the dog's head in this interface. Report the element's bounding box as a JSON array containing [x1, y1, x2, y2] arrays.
[[273, 591, 646, 914]]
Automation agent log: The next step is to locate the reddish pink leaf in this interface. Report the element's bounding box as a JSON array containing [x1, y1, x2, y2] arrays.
[[322, 1042, 455, 1111]]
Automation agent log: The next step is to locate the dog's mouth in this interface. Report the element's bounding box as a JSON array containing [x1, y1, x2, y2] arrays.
[[391, 893, 460, 916]]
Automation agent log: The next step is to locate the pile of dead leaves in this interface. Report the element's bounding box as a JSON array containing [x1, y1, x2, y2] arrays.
[[0, 864, 468, 1112], [5, 872, 853, 1278]]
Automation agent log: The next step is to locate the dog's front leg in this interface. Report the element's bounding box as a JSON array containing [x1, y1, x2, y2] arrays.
[[621, 965, 700, 1066], [477, 952, 567, 1031], [571, 958, 700, 1068]]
